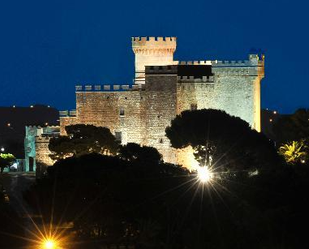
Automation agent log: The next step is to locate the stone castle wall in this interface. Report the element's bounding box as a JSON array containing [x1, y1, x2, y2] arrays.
[[24, 126, 59, 172], [144, 68, 178, 163], [35, 137, 55, 166], [62, 85, 147, 146], [176, 78, 216, 114], [59, 116, 76, 135]]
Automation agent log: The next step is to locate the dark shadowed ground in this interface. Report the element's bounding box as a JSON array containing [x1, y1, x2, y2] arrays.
[[0, 172, 38, 248]]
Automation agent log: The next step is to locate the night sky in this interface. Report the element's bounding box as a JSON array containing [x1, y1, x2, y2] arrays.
[[0, 0, 308, 114]]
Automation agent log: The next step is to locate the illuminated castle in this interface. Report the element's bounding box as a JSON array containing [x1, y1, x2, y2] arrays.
[[59, 37, 265, 168]]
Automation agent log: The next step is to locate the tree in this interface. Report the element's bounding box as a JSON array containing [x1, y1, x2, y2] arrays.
[[279, 140, 308, 165], [24, 151, 309, 249], [166, 109, 280, 173], [23, 153, 189, 248], [49, 124, 119, 161], [119, 143, 162, 165], [0, 153, 15, 173], [273, 108, 309, 143]]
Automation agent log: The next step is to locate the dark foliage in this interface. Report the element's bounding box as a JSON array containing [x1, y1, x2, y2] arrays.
[[119, 143, 163, 165], [273, 108, 309, 143], [22, 110, 309, 248], [24, 154, 189, 248], [49, 124, 119, 160], [23, 151, 309, 249], [0, 185, 24, 248], [166, 109, 280, 172]]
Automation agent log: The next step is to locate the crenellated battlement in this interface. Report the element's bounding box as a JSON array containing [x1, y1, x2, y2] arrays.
[[132, 36, 176, 43], [177, 61, 212, 65], [177, 83, 215, 92], [132, 37, 177, 54], [145, 65, 178, 74], [75, 84, 140, 92], [59, 110, 77, 117], [175, 54, 265, 67], [27, 125, 59, 128], [212, 54, 264, 67], [177, 76, 214, 82]]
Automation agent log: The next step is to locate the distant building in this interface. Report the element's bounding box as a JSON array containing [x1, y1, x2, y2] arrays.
[[60, 37, 265, 169], [24, 126, 60, 172]]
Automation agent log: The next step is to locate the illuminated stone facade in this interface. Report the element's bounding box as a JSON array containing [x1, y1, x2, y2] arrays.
[[60, 37, 265, 169], [24, 126, 59, 171]]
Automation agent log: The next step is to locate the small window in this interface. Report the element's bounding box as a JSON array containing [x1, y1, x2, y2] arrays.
[[115, 132, 122, 142], [191, 104, 197, 111], [159, 138, 163, 144], [120, 108, 125, 116]]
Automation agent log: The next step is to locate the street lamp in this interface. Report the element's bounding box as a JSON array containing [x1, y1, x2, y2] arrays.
[[31, 225, 67, 248], [197, 166, 213, 183], [44, 240, 55, 249], [0, 147, 4, 152], [42, 239, 57, 249]]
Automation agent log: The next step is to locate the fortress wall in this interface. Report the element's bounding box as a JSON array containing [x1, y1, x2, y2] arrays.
[[174, 71, 259, 169], [35, 137, 54, 166], [175, 81, 217, 169], [174, 75, 255, 169], [144, 74, 178, 163], [175, 72, 257, 123], [60, 117, 76, 135], [212, 66, 261, 130], [76, 91, 122, 131], [75, 90, 145, 145], [253, 77, 261, 132], [213, 74, 255, 128], [176, 82, 217, 114], [117, 91, 146, 145]]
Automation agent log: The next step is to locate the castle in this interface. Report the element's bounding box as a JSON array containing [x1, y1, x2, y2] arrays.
[[60, 37, 265, 169]]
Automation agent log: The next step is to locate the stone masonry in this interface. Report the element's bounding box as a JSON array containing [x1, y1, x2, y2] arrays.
[[24, 126, 60, 171], [60, 37, 265, 169]]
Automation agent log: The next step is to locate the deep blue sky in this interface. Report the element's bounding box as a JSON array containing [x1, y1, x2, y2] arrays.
[[0, 0, 308, 114]]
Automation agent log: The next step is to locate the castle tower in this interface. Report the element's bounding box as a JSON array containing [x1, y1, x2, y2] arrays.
[[250, 53, 265, 132], [132, 37, 177, 84]]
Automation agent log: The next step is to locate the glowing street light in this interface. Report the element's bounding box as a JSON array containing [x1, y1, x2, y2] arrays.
[[41, 239, 58, 249], [31, 225, 68, 249], [0, 147, 4, 152], [44, 240, 55, 249], [197, 166, 213, 183]]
